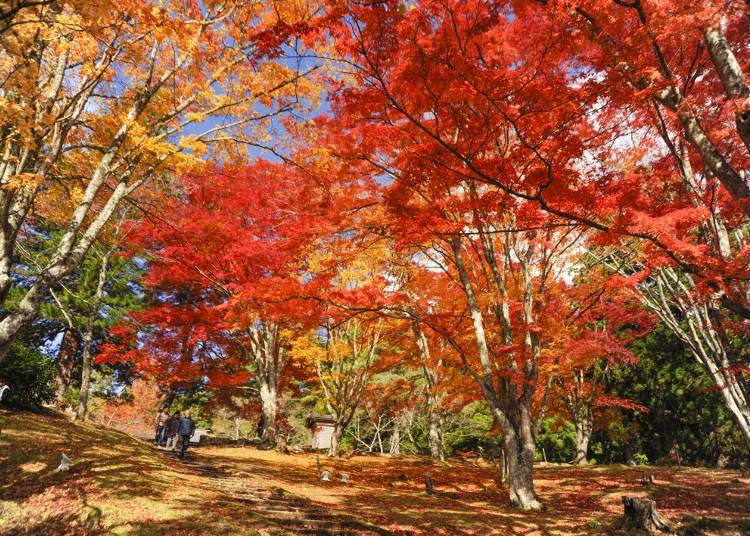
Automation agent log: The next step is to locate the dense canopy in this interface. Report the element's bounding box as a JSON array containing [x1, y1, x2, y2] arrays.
[[0, 0, 747, 514]]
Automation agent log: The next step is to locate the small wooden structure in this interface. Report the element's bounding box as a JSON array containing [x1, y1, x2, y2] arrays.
[[307, 415, 336, 450], [306, 415, 336, 481]]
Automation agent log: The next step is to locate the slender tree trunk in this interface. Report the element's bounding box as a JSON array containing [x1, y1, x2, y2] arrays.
[[54, 327, 81, 406], [233, 417, 241, 441], [329, 422, 344, 457], [428, 406, 445, 461], [640, 269, 750, 451], [390, 422, 401, 455], [413, 321, 445, 461], [76, 247, 111, 421], [573, 411, 593, 465], [75, 342, 93, 420]]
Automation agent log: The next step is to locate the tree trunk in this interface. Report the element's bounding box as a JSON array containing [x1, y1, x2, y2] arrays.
[[666, 430, 682, 467], [574, 411, 593, 465], [413, 321, 445, 461], [249, 323, 287, 448], [625, 443, 637, 466], [54, 327, 81, 406], [450, 234, 543, 510], [233, 416, 241, 441], [504, 428, 543, 510], [329, 422, 345, 457], [75, 344, 93, 420], [390, 422, 401, 455], [76, 247, 111, 421], [703, 27, 750, 155], [259, 380, 278, 445], [428, 406, 445, 461]]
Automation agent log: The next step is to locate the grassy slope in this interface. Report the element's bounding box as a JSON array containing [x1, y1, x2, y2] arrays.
[[2, 408, 749, 535], [0, 409, 287, 536]]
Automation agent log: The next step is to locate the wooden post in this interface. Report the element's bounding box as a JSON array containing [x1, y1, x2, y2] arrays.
[[425, 472, 434, 495], [499, 449, 507, 485]]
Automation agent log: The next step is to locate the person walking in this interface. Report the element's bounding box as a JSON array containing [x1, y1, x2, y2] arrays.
[[164, 410, 181, 451], [155, 407, 169, 446], [175, 409, 196, 459]]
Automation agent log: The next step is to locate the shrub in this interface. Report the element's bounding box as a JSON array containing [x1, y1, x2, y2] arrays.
[[0, 343, 55, 409]]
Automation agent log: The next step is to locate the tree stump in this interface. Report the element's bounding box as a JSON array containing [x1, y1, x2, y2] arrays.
[[277, 434, 289, 455], [622, 496, 673, 533]]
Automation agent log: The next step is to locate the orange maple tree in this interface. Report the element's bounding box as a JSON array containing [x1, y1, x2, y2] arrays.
[[319, 0, 749, 498]]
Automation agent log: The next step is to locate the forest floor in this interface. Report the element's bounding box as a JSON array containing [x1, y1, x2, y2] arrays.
[[1, 408, 749, 535]]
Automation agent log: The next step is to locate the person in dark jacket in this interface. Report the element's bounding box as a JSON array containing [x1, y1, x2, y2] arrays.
[[176, 409, 196, 459]]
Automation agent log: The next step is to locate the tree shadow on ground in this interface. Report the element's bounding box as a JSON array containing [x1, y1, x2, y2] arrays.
[[1, 409, 177, 504], [0, 409, 286, 536], [198, 446, 750, 536]]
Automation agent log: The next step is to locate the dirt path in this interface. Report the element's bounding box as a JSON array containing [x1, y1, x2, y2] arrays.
[[174, 453, 400, 536]]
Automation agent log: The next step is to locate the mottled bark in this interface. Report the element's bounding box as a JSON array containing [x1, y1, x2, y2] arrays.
[[389, 423, 401, 455], [413, 321, 445, 461], [503, 425, 543, 510], [76, 247, 111, 421], [54, 328, 81, 406], [249, 323, 286, 447], [704, 27, 750, 155], [258, 378, 278, 444], [451, 235, 543, 510], [427, 406, 445, 461], [574, 412, 593, 465], [328, 422, 345, 457]]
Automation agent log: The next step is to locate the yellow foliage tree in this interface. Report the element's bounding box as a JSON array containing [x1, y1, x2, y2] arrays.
[[0, 0, 324, 361]]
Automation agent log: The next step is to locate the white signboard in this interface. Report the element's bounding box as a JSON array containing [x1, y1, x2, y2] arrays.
[[311, 422, 335, 450]]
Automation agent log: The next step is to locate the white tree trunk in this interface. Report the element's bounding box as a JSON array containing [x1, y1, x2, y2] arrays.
[[258, 380, 278, 444], [640, 269, 750, 450], [329, 423, 344, 457], [574, 412, 593, 465], [413, 321, 445, 461], [427, 406, 445, 461]]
